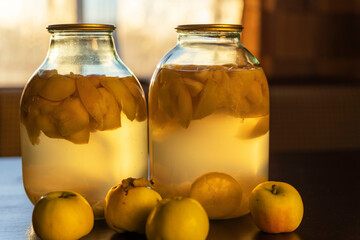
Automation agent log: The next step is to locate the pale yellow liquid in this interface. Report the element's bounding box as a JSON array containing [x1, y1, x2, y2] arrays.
[[149, 65, 269, 218], [150, 113, 268, 217], [21, 115, 147, 218]]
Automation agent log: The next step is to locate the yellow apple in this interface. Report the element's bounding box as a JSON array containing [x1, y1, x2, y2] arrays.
[[32, 191, 94, 240], [104, 178, 162, 234], [249, 181, 304, 233], [146, 197, 209, 240]]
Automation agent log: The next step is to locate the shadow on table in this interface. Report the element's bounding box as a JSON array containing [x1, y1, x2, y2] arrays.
[[26, 213, 301, 240], [26, 220, 118, 240], [255, 232, 301, 240], [207, 214, 258, 240]]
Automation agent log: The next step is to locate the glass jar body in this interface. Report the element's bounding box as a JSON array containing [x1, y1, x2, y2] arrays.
[[20, 26, 148, 218], [149, 27, 269, 219]]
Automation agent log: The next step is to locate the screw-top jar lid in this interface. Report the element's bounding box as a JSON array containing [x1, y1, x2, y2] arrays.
[[46, 24, 116, 32], [176, 24, 243, 32]]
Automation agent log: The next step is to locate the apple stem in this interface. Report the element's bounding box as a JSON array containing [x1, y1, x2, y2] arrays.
[[272, 184, 277, 194]]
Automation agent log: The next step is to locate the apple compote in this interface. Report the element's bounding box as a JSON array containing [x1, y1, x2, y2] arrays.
[[149, 64, 269, 218], [20, 70, 147, 218]]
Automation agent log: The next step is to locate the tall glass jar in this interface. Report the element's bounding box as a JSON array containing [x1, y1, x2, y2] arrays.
[[20, 24, 148, 218], [149, 24, 269, 219]]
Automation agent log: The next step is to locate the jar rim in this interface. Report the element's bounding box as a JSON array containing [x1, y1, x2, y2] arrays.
[[176, 24, 243, 32], [46, 24, 116, 32]]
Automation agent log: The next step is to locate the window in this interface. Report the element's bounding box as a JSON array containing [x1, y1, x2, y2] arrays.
[[0, 0, 77, 87], [0, 0, 244, 87]]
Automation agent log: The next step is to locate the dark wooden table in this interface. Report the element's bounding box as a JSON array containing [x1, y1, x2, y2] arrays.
[[1, 151, 359, 240]]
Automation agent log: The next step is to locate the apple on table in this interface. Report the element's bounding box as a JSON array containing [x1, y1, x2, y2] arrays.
[[249, 181, 304, 234], [32, 191, 94, 240]]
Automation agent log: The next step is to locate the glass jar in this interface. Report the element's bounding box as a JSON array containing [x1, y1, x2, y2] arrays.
[[20, 24, 148, 218], [149, 24, 269, 219]]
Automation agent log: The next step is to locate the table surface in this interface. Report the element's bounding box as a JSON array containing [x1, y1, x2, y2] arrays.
[[1, 151, 359, 240]]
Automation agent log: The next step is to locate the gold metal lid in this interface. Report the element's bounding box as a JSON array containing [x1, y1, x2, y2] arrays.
[[176, 24, 243, 32], [46, 24, 116, 31]]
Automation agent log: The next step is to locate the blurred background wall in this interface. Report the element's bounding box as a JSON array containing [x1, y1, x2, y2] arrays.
[[0, 0, 359, 156]]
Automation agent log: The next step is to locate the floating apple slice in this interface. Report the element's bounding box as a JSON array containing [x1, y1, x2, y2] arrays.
[[98, 88, 121, 130], [87, 74, 104, 88], [37, 115, 61, 138], [250, 115, 269, 138], [223, 69, 256, 117], [183, 78, 203, 97], [53, 97, 89, 137], [238, 115, 269, 139], [149, 81, 160, 117], [176, 84, 193, 128], [254, 68, 267, 82], [21, 97, 41, 144], [158, 87, 174, 118], [76, 75, 106, 127], [226, 69, 255, 98], [21, 74, 47, 111], [31, 96, 62, 138], [135, 98, 147, 122], [20, 75, 47, 132], [65, 128, 90, 144], [121, 76, 147, 121], [149, 78, 170, 128], [160, 68, 182, 85], [39, 74, 76, 101], [88, 118, 99, 133], [100, 76, 137, 121], [246, 81, 263, 104], [24, 122, 41, 144], [187, 68, 213, 83], [157, 69, 186, 119], [244, 68, 269, 117], [193, 78, 219, 120], [121, 76, 143, 98], [157, 77, 175, 118], [22, 94, 60, 143], [255, 68, 270, 98]]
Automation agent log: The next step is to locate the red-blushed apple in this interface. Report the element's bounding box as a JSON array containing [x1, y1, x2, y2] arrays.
[[249, 181, 304, 234]]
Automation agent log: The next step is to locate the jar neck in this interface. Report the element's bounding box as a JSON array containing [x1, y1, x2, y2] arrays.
[[46, 31, 118, 63], [177, 31, 241, 46]]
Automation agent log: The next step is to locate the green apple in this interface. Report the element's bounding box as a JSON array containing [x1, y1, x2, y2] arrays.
[[32, 191, 94, 240], [249, 181, 304, 233]]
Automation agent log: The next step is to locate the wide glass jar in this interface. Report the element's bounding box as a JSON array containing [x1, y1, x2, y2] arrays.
[[20, 24, 148, 218], [149, 24, 269, 219]]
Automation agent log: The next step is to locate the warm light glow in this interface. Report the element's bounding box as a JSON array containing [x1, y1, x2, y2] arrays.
[[0, 0, 25, 28], [0, 0, 244, 87], [116, 0, 244, 80], [0, 0, 76, 87]]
